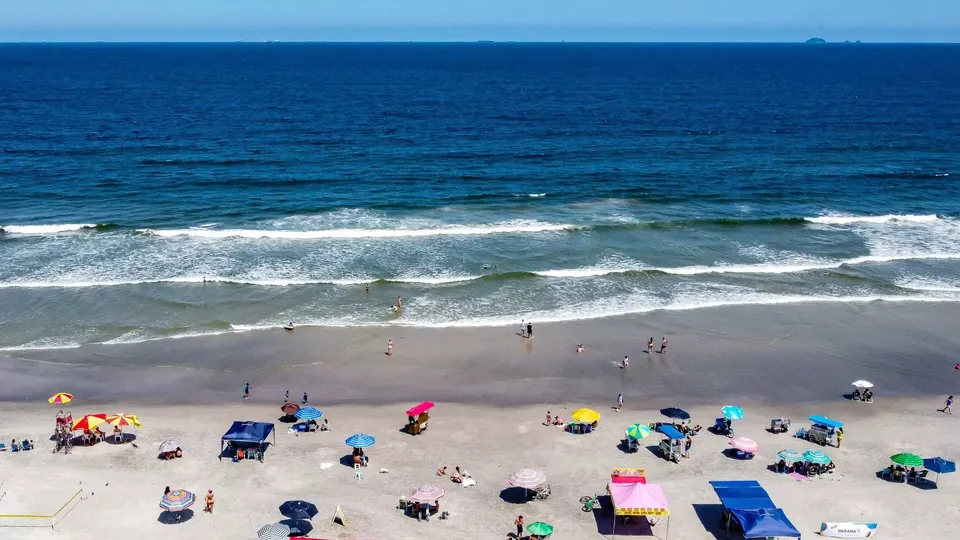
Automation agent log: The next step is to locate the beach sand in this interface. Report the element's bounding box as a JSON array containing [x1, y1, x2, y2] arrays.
[[2, 302, 959, 539]]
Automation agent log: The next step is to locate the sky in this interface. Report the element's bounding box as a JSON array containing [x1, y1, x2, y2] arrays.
[[0, 0, 957, 42]]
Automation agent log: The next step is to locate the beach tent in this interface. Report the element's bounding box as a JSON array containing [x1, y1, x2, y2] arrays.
[[220, 421, 276, 454], [808, 415, 843, 429], [658, 424, 685, 440], [607, 482, 670, 539], [709, 480, 800, 538]]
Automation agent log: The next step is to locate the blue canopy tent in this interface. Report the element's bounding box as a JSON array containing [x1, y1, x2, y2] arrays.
[[808, 415, 843, 429], [220, 421, 276, 460], [658, 425, 685, 440], [710, 480, 801, 538]]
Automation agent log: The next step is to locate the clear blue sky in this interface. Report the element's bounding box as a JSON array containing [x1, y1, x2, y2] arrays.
[[1, 0, 957, 42]]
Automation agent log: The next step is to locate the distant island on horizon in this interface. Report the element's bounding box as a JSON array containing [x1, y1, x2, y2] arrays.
[[806, 38, 827, 44]]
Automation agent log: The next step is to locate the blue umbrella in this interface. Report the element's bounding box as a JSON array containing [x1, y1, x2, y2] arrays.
[[295, 407, 323, 420], [345, 433, 376, 448], [923, 457, 956, 483], [722, 405, 745, 421], [660, 407, 691, 420]]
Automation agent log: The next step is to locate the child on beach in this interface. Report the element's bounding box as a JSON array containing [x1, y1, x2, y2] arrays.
[[647, 337, 654, 353], [544, 411, 551, 426], [940, 395, 954, 414], [520, 319, 526, 337], [387, 339, 393, 356], [204, 490, 214, 513], [616, 393, 623, 411], [243, 383, 250, 399], [284, 390, 289, 402], [302, 391, 309, 405], [660, 337, 668, 354]]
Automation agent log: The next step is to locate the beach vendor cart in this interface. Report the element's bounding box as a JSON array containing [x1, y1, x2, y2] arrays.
[[769, 417, 791, 434], [405, 401, 434, 435], [610, 468, 647, 484], [657, 425, 685, 463], [797, 415, 843, 447]]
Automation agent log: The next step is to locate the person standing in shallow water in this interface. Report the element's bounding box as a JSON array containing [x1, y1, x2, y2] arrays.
[[660, 336, 668, 354], [526, 322, 533, 338], [647, 337, 654, 354]]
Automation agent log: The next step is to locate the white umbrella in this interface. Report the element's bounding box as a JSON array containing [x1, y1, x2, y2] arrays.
[[159, 440, 180, 453], [851, 380, 874, 388], [508, 468, 546, 489]]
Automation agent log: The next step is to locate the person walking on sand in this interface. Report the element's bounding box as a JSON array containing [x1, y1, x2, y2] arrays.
[[204, 490, 215, 513], [544, 410, 551, 426], [836, 427, 844, 448], [616, 393, 623, 412], [684, 436, 693, 458], [647, 337, 654, 354], [243, 383, 251, 400], [284, 390, 289, 402], [387, 339, 393, 356], [514, 515, 524, 538], [940, 395, 954, 414], [660, 336, 668, 354], [302, 391, 309, 405]]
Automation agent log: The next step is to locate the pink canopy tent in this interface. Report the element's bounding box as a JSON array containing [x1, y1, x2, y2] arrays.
[[607, 482, 671, 539], [405, 401, 435, 417]]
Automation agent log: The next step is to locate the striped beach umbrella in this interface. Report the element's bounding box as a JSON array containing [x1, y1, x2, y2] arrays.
[[721, 405, 745, 421], [528, 522, 555, 537], [71, 413, 107, 432], [105, 414, 142, 428], [295, 407, 323, 420], [891, 452, 924, 468], [777, 449, 804, 462], [626, 424, 652, 440], [729, 437, 759, 453], [508, 468, 547, 489], [48, 392, 73, 404], [571, 408, 600, 423], [160, 489, 195, 512], [804, 449, 832, 465], [409, 485, 446, 503], [344, 433, 376, 448], [257, 523, 291, 540]]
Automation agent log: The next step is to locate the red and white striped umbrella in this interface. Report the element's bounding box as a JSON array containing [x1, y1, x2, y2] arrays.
[[508, 468, 546, 489], [409, 485, 445, 502], [729, 437, 760, 453]]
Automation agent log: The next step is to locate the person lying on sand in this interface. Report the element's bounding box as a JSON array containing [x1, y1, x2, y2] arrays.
[[436, 466, 447, 476]]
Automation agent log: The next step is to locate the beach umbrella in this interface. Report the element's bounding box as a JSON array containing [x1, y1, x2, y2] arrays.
[[294, 407, 323, 420], [729, 437, 759, 453], [777, 449, 803, 462], [804, 449, 832, 465], [408, 485, 446, 503], [257, 523, 291, 540], [160, 489, 195, 512], [922, 457, 956, 483], [891, 452, 924, 468], [279, 500, 319, 520], [105, 414, 142, 428], [344, 433, 376, 448], [278, 519, 313, 537], [71, 413, 107, 432], [660, 407, 691, 420], [721, 405, 745, 421], [527, 522, 555, 537], [158, 440, 180, 454], [281, 402, 301, 415], [626, 424, 652, 440], [851, 380, 874, 388], [48, 392, 73, 404], [571, 408, 601, 423], [508, 468, 547, 489]]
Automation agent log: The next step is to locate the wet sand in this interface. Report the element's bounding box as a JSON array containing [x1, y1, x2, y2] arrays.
[[2, 301, 958, 406]]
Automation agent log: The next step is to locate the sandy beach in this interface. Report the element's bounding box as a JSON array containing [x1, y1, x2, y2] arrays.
[[2, 302, 960, 539]]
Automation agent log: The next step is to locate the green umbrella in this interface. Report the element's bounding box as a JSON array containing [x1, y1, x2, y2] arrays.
[[803, 449, 832, 465], [626, 424, 652, 440], [527, 522, 554, 537], [777, 449, 803, 462], [891, 452, 924, 468]]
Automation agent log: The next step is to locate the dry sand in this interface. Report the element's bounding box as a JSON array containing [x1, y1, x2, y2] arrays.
[[2, 302, 960, 539]]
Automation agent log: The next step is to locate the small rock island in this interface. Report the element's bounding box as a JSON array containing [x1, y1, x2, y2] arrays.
[[805, 38, 827, 44]]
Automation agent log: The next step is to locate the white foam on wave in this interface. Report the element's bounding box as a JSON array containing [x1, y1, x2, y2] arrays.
[[0, 274, 481, 289], [528, 193, 547, 198], [805, 214, 942, 225], [895, 276, 960, 293], [138, 220, 574, 239], [1, 223, 96, 234]]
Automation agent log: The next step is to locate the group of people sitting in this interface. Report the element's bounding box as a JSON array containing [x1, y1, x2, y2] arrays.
[[887, 465, 925, 483], [851, 388, 874, 402], [6, 439, 34, 452], [352, 447, 369, 467], [226, 442, 262, 462], [400, 498, 442, 522], [437, 465, 471, 484], [776, 459, 836, 475], [81, 428, 106, 445]]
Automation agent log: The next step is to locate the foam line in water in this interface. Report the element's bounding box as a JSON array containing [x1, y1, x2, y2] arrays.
[[1, 223, 96, 234], [805, 214, 942, 225], [137, 221, 574, 239]]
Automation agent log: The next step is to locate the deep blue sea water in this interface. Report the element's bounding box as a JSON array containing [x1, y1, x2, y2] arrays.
[[2, 43, 960, 350]]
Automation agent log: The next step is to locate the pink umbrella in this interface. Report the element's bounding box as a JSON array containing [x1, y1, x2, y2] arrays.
[[729, 437, 759, 453], [409, 486, 445, 503]]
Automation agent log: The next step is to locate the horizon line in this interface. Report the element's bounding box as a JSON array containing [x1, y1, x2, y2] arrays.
[[3, 40, 960, 45]]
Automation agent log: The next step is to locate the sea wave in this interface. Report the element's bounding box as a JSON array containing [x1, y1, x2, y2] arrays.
[[0, 274, 482, 289], [137, 220, 575, 239], [1, 223, 97, 234], [805, 214, 943, 225]]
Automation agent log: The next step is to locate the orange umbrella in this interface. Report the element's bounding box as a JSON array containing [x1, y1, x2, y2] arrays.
[[49, 392, 73, 404], [72, 414, 107, 431]]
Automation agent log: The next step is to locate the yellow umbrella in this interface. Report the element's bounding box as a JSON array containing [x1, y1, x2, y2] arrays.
[[105, 414, 142, 428], [48, 392, 73, 404], [571, 408, 601, 423]]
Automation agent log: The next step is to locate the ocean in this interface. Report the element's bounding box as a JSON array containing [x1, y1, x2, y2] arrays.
[[2, 43, 960, 351]]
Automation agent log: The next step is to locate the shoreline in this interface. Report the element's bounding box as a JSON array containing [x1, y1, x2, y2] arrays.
[[2, 301, 958, 406]]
